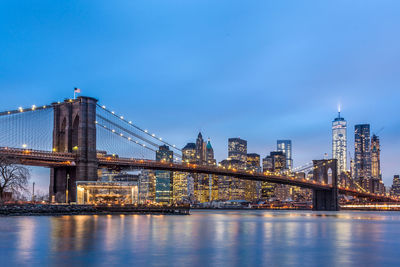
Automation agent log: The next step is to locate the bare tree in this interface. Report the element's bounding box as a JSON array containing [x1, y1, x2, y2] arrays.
[[0, 157, 30, 201]]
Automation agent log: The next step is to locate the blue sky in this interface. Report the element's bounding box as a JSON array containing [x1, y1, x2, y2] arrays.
[[1, 1, 400, 191]]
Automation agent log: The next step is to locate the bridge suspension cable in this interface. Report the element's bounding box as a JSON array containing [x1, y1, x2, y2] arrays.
[[0, 104, 53, 151], [96, 104, 182, 153]]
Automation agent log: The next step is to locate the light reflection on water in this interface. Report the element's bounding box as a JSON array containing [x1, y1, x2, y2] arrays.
[[0, 210, 400, 266]]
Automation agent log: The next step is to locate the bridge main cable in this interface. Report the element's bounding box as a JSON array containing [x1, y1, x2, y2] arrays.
[[0, 104, 52, 117], [97, 104, 182, 153]]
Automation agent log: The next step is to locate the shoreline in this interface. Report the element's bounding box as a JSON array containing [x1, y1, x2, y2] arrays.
[[0, 204, 190, 216]]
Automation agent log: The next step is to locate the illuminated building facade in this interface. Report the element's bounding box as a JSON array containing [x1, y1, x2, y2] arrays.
[[155, 145, 173, 204], [206, 138, 216, 166], [182, 135, 217, 203], [182, 143, 196, 163], [246, 153, 261, 200], [354, 124, 371, 190], [371, 134, 381, 180], [196, 132, 206, 164], [218, 159, 246, 200], [228, 138, 247, 165], [391, 175, 400, 196], [277, 140, 293, 171], [371, 134, 384, 193], [332, 111, 347, 174], [139, 170, 155, 203], [261, 151, 287, 200]]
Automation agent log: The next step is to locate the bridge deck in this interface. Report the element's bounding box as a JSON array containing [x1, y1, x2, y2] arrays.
[[0, 148, 397, 202]]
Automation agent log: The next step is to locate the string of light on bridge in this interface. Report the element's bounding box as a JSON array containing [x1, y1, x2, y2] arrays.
[[95, 120, 182, 161], [96, 103, 181, 153]]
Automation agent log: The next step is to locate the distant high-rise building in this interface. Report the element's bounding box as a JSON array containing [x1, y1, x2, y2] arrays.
[[182, 143, 196, 163], [246, 153, 261, 172], [195, 132, 206, 164], [371, 134, 384, 194], [246, 153, 261, 200], [155, 145, 173, 204], [332, 111, 347, 174], [228, 138, 247, 166], [206, 138, 216, 166], [277, 140, 293, 170], [354, 124, 371, 183], [371, 134, 381, 180], [391, 175, 400, 196], [261, 151, 286, 200]]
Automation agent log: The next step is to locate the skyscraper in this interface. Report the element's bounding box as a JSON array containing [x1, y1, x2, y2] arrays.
[[246, 153, 261, 200], [332, 111, 347, 174], [277, 140, 293, 170], [206, 138, 216, 166], [371, 134, 381, 180], [354, 124, 371, 190], [182, 143, 196, 163], [370, 134, 384, 194], [228, 138, 247, 166], [391, 175, 400, 196], [155, 145, 173, 204], [195, 132, 206, 164]]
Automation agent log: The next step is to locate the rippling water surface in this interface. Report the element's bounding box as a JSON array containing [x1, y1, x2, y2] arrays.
[[0, 210, 400, 266]]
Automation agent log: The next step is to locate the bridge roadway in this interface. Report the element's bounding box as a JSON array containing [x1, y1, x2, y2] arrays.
[[0, 147, 397, 202]]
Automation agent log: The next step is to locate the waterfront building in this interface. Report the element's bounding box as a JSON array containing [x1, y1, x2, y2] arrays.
[[228, 138, 247, 165], [354, 124, 371, 191], [182, 143, 196, 163], [261, 151, 287, 200], [371, 134, 384, 194], [196, 132, 206, 164], [332, 111, 347, 174], [277, 140, 293, 171], [218, 159, 246, 200], [206, 138, 216, 166], [391, 175, 400, 196], [246, 153, 261, 200], [155, 145, 173, 204], [371, 134, 381, 180], [205, 138, 218, 201], [139, 170, 156, 203], [173, 172, 189, 203], [184, 135, 217, 203]]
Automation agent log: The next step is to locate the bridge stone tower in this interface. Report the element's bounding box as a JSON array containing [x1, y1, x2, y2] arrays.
[[312, 159, 339, 211], [50, 96, 98, 203]]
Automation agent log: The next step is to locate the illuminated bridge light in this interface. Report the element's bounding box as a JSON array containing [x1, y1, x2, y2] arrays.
[[102, 105, 106, 109], [111, 111, 115, 114], [129, 121, 132, 124], [128, 137, 131, 140], [120, 116, 124, 119], [144, 129, 148, 133], [112, 129, 115, 132], [152, 134, 155, 137], [159, 137, 162, 141]]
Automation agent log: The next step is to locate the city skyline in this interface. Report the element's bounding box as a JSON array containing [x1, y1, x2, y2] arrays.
[[1, 1, 400, 190]]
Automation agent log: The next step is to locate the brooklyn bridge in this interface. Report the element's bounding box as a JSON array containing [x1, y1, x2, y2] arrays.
[[0, 96, 397, 210]]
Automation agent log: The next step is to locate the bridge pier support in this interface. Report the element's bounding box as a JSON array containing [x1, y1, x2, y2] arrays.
[[50, 97, 98, 203], [312, 188, 339, 211], [312, 159, 339, 211]]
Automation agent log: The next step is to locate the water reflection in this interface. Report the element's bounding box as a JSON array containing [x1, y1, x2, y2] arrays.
[[1, 211, 400, 266]]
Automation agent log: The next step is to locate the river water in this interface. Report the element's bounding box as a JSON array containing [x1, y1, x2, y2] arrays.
[[0, 210, 399, 266]]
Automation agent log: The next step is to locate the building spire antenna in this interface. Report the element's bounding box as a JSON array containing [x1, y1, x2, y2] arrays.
[[338, 103, 341, 118]]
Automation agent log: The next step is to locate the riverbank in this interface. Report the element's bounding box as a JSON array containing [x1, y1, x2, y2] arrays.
[[0, 204, 190, 216]]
